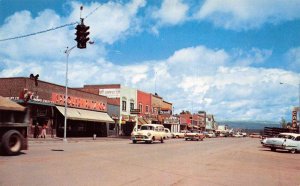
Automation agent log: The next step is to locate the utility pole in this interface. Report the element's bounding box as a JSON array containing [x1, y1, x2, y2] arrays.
[[63, 45, 76, 142]]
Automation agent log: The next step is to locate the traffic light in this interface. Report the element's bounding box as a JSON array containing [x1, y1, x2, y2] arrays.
[[75, 19, 90, 49]]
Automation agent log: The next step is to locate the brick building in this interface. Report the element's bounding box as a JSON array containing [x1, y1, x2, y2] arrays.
[[77, 85, 174, 135], [0, 77, 113, 138]]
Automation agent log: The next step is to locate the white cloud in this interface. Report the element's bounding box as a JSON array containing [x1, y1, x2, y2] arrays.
[[195, 0, 300, 30], [285, 47, 300, 72], [152, 0, 189, 26], [69, 0, 146, 44], [232, 48, 272, 66]]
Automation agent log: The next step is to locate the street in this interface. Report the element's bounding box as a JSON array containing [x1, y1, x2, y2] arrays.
[[0, 137, 300, 186]]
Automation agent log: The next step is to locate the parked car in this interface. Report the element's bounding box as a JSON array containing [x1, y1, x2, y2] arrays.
[[164, 128, 172, 139], [233, 132, 244, 138], [206, 131, 216, 138], [249, 133, 261, 138], [172, 130, 188, 138], [282, 133, 300, 153], [262, 133, 298, 152], [184, 130, 205, 141], [131, 124, 165, 144]]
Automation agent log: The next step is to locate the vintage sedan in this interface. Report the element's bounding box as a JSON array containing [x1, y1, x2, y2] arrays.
[[282, 133, 300, 153], [164, 128, 172, 139], [171, 130, 188, 138], [206, 131, 216, 138], [184, 130, 205, 141], [131, 124, 165, 144], [262, 133, 298, 152]]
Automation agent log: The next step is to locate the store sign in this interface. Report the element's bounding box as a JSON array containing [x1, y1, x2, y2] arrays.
[[51, 93, 106, 111], [130, 109, 141, 114], [292, 110, 297, 128], [164, 117, 179, 124], [99, 89, 120, 98], [159, 110, 172, 115]]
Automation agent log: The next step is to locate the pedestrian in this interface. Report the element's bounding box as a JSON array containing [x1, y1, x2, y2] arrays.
[[34, 123, 40, 138], [41, 123, 47, 138]]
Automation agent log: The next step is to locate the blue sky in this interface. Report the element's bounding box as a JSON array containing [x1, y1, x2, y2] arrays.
[[0, 0, 300, 122]]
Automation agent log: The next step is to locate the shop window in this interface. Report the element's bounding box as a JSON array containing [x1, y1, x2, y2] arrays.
[[130, 102, 134, 111], [139, 103, 143, 113], [145, 105, 149, 112], [122, 100, 127, 111]]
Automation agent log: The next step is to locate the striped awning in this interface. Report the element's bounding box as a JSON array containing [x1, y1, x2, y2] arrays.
[[56, 106, 114, 123]]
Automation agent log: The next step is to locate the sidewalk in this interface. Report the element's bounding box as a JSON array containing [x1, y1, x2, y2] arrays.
[[28, 135, 130, 144]]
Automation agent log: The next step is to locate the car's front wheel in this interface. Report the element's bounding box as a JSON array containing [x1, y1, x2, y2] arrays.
[[290, 149, 297, 154]]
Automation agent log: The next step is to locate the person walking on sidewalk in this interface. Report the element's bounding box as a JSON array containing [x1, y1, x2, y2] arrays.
[[34, 124, 40, 138], [41, 124, 47, 138]]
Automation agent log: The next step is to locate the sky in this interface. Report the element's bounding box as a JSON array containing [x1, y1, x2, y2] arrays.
[[0, 0, 300, 122]]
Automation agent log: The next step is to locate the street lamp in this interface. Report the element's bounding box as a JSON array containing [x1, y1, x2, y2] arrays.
[[63, 45, 76, 142], [280, 81, 300, 134]]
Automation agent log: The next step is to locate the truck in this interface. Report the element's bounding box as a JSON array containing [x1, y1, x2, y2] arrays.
[[0, 96, 29, 155]]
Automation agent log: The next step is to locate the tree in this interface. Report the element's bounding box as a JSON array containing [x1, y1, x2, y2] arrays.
[[280, 117, 287, 128]]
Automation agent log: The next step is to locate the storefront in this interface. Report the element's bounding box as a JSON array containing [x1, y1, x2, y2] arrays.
[[0, 77, 114, 138], [163, 116, 180, 133]]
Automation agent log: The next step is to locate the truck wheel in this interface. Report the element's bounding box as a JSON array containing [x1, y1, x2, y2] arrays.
[[1, 130, 23, 156]]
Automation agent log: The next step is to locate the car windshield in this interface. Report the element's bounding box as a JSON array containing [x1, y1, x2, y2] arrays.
[[277, 134, 293, 139], [140, 126, 154, 130]]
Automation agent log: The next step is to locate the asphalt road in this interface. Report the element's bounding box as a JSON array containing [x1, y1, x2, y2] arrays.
[[0, 137, 300, 186]]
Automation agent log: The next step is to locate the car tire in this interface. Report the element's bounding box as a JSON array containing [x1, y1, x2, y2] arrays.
[[132, 140, 137, 144], [160, 137, 164, 143], [1, 130, 23, 156], [290, 149, 296, 154], [271, 147, 276, 152]]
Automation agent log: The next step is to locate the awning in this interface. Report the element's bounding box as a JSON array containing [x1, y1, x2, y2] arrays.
[[56, 106, 114, 123], [138, 118, 146, 125], [0, 96, 25, 111]]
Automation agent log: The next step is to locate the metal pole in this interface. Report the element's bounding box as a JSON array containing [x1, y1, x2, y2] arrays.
[[64, 46, 76, 142], [298, 81, 300, 134]]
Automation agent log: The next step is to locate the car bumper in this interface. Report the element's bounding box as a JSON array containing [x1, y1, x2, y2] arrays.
[[263, 144, 285, 149], [131, 136, 150, 141]]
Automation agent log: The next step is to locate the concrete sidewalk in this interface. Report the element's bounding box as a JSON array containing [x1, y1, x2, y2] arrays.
[[28, 136, 130, 143]]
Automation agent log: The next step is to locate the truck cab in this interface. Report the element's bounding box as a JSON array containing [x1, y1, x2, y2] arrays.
[[0, 96, 29, 155]]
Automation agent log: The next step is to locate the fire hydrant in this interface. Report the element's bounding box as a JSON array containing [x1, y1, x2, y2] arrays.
[[93, 134, 96, 140]]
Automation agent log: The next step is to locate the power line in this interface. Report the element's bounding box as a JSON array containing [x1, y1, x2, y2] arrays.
[[0, 22, 78, 42], [84, 4, 101, 19], [0, 4, 102, 42]]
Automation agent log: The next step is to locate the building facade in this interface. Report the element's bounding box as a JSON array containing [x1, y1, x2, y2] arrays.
[[0, 77, 114, 138]]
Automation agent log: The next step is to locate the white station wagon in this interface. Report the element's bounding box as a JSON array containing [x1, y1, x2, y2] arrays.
[[282, 133, 300, 154], [131, 124, 165, 144], [262, 133, 300, 153]]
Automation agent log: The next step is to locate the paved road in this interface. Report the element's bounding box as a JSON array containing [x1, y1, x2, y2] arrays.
[[0, 137, 299, 186]]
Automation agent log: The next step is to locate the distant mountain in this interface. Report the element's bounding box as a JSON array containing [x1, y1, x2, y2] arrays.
[[219, 121, 281, 130]]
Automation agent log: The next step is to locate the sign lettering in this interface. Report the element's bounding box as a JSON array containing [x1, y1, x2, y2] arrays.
[[51, 93, 106, 111]]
